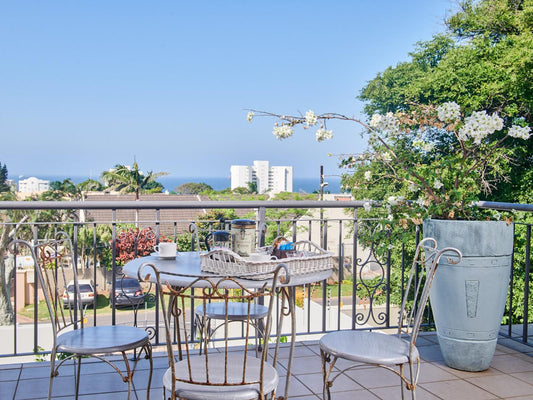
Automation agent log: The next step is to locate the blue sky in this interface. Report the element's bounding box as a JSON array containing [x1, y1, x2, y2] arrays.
[[1, 0, 456, 181]]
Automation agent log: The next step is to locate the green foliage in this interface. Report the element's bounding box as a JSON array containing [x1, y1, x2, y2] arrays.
[[174, 182, 214, 194], [101, 161, 168, 199], [0, 162, 10, 193], [359, 0, 533, 206]]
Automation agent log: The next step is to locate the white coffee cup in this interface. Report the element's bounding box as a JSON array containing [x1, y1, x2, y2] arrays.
[[154, 242, 176, 257]]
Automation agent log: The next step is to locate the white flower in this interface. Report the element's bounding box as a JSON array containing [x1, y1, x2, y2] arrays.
[[494, 212, 501, 221], [305, 110, 318, 126], [246, 111, 254, 123], [408, 183, 418, 192], [416, 197, 426, 207], [363, 201, 372, 212], [272, 124, 294, 139], [364, 171, 372, 181], [508, 125, 531, 140], [459, 111, 504, 145], [316, 128, 333, 142], [369, 112, 400, 135], [437, 102, 461, 122], [433, 179, 444, 190], [387, 214, 394, 221]]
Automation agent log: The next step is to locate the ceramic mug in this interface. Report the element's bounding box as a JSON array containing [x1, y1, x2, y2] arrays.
[[154, 242, 176, 257]]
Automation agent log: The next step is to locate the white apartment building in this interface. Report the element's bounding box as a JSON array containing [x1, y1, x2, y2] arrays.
[[18, 177, 50, 193], [231, 161, 293, 194]]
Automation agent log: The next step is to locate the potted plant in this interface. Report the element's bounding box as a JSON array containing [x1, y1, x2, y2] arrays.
[[248, 103, 531, 371]]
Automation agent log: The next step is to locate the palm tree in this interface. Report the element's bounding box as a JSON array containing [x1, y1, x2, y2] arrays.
[[101, 161, 168, 224]]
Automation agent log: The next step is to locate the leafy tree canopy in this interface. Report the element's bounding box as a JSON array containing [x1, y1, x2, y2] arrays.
[[360, 0, 533, 122], [357, 0, 533, 203], [0, 162, 10, 193], [101, 161, 168, 200], [175, 182, 214, 194]]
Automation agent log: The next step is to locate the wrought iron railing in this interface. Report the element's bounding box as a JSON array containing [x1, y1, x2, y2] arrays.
[[0, 199, 531, 358]]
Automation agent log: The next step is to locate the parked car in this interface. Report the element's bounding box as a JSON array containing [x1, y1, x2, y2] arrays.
[[62, 279, 96, 308], [114, 277, 144, 307]]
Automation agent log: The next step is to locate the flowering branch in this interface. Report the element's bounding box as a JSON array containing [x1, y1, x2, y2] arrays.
[[248, 102, 531, 222]]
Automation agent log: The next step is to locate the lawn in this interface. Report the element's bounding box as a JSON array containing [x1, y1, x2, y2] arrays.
[[18, 294, 156, 321]]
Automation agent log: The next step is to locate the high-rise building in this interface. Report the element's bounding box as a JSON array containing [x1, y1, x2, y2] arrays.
[[231, 161, 293, 194]]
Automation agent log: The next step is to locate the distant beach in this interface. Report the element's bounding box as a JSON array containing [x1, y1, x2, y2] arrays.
[[12, 175, 343, 194]]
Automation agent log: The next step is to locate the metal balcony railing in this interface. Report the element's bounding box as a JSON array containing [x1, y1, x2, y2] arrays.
[[0, 199, 531, 358]]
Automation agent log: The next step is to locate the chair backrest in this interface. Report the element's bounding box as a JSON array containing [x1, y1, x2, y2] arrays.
[[138, 263, 286, 397], [9, 232, 85, 340], [397, 237, 462, 347]]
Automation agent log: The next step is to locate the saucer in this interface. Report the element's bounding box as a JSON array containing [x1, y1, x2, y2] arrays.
[[150, 252, 179, 260]]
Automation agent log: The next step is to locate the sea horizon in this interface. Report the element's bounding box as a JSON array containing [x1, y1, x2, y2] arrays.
[[10, 175, 343, 194]]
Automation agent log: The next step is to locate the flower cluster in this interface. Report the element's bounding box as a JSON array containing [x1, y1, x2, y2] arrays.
[[305, 110, 318, 126], [508, 125, 531, 139], [458, 110, 504, 144], [436, 101, 461, 122], [369, 112, 400, 135], [316, 128, 333, 142], [272, 124, 293, 139]]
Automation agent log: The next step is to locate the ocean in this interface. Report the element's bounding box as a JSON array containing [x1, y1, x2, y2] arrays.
[[14, 175, 343, 194]]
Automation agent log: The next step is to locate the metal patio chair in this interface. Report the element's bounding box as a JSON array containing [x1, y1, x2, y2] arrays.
[[319, 238, 462, 399], [138, 262, 287, 400], [9, 233, 153, 400]]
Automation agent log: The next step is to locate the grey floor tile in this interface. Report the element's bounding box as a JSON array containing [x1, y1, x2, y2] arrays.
[[371, 385, 441, 400], [511, 371, 533, 386], [343, 365, 400, 389], [491, 353, 533, 374], [296, 371, 362, 394], [467, 374, 533, 398], [0, 367, 21, 382], [422, 379, 498, 400], [0, 380, 17, 399]]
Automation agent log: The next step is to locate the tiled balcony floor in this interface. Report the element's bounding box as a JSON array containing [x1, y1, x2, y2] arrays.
[[2, 332, 533, 399]]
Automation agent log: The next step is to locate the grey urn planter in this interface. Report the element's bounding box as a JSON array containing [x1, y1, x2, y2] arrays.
[[423, 219, 514, 372]]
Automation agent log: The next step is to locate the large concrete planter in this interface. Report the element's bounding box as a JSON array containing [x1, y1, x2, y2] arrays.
[[423, 219, 514, 372]]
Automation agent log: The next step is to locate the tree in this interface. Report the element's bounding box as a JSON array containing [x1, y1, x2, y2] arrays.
[[358, 0, 533, 204], [0, 162, 9, 193], [101, 161, 168, 224], [175, 182, 213, 194], [101, 161, 168, 200]]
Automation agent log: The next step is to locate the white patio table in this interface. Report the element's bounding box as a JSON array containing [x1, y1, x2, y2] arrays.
[[123, 251, 332, 400]]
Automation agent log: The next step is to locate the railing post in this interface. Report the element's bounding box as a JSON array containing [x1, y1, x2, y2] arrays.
[[352, 207, 358, 330], [523, 225, 531, 343], [111, 209, 117, 325], [257, 206, 266, 247]]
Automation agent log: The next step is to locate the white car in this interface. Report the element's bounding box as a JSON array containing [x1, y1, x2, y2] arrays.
[[62, 279, 96, 308]]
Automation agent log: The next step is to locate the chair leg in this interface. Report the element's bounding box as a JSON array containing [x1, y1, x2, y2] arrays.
[[145, 342, 153, 400], [400, 364, 405, 400], [48, 348, 57, 400], [75, 355, 82, 399], [320, 349, 335, 400]]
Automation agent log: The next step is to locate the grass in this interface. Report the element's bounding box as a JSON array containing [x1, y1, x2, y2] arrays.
[[18, 294, 157, 321]]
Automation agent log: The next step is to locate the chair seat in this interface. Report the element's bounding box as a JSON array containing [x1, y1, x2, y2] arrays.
[[320, 330, 418, 365], [163, 353, 278, 400], [196, 302, 269, 321], [56, 325, 149, 354]]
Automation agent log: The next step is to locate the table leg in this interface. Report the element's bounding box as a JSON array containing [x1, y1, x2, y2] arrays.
[[278, 287, 296, 400]]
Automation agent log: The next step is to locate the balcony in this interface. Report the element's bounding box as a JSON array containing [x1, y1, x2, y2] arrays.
[[0, 199, 532, 399]]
